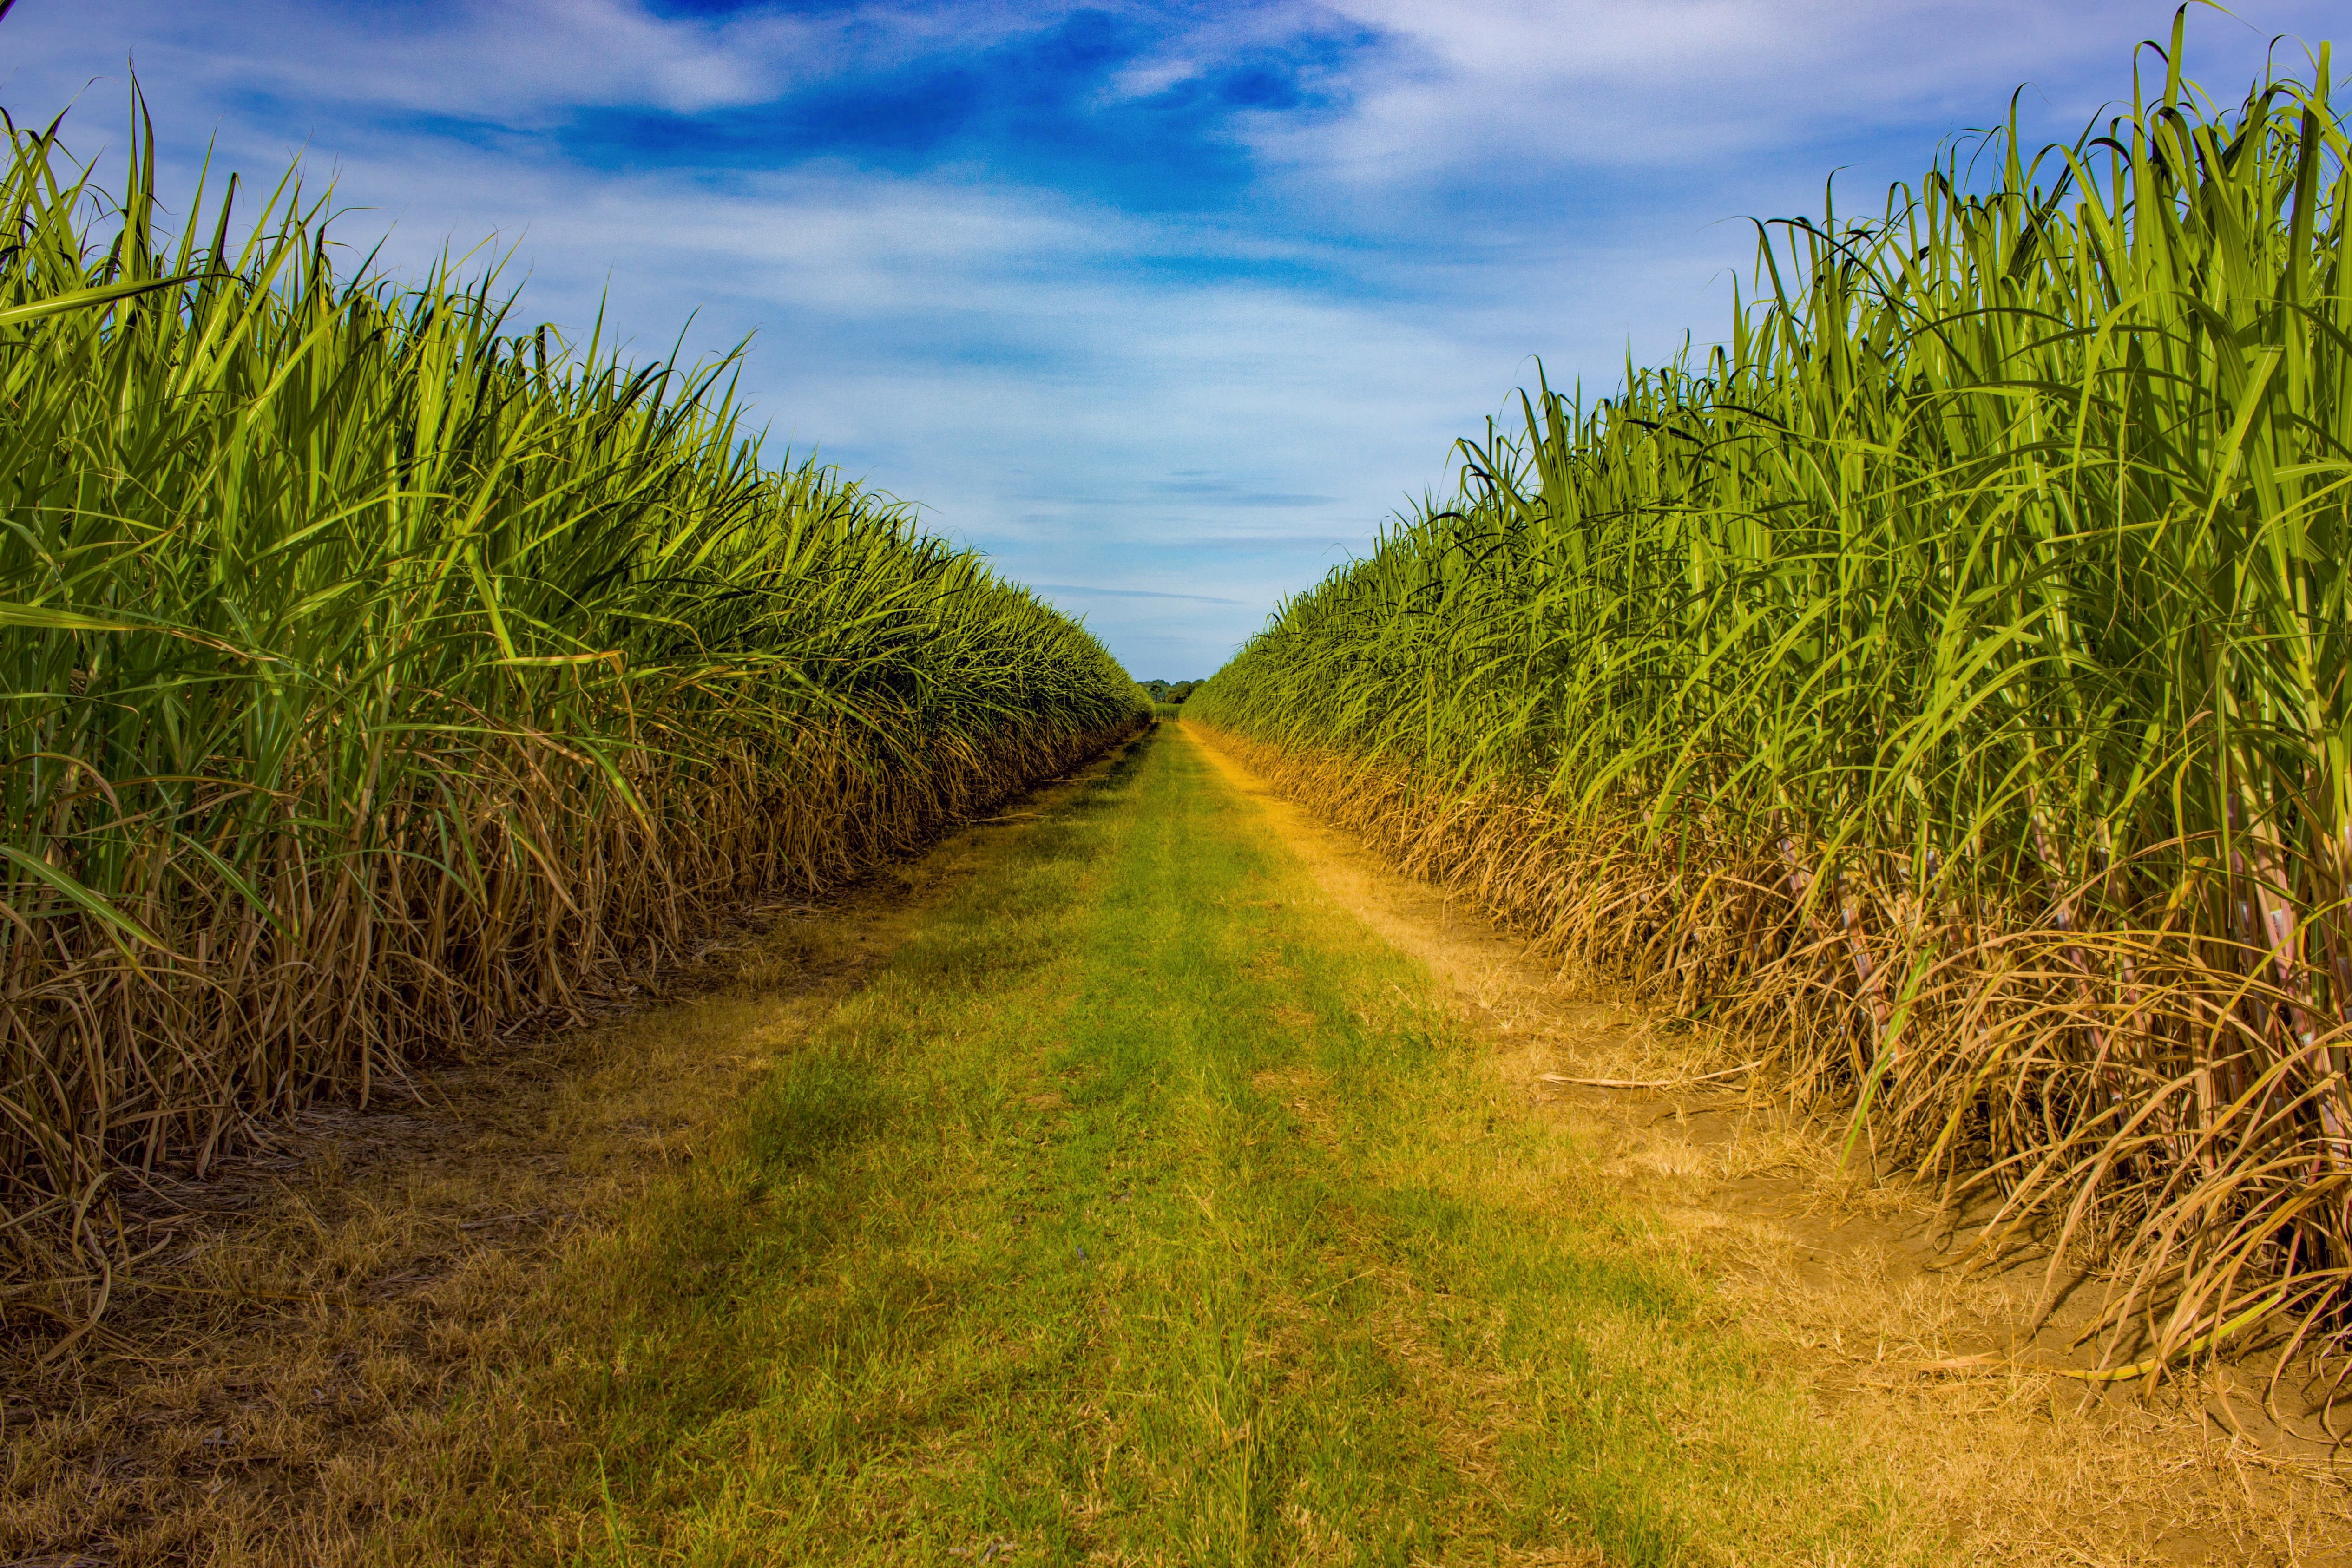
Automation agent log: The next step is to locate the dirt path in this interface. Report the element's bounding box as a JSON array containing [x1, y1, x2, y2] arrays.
[[1185, 720, 2352, 1568], [405, 714, 1952, 1566], [7, 720, 2346, 1567]]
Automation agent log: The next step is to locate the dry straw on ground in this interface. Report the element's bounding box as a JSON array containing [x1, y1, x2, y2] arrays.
[[0, 747, 1130, 1565]]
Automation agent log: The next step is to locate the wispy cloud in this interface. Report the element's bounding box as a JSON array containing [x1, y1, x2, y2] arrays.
[[1031, 584, 1242, 604]]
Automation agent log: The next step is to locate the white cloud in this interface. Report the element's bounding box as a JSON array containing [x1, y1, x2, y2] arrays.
[[1270, 0, 2343, 177], [6, 0, 1044, 124]]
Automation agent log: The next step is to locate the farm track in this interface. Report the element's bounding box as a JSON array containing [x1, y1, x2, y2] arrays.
[[5, 722, 2346, 1565]]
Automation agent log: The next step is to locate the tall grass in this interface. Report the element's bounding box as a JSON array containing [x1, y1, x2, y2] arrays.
[[1195, 28, 2352, 1387], [0, 98, 1144, 1325]]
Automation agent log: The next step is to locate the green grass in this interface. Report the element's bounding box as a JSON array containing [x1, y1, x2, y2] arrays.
[[393, 722, 1923, 1566]]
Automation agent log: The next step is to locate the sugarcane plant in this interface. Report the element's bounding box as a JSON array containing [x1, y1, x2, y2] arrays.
[[0, 94, 1145, 1329], [1194, 24, 2352, 1397]]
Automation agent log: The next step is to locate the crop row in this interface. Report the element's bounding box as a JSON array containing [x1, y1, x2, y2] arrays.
[[1195, 32, 2352, 1384], [0, 101, 1144, 1327]]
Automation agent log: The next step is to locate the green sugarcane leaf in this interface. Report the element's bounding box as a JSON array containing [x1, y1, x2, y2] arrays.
[[0, 274, 185, 330], [0, 844, 165, 951]]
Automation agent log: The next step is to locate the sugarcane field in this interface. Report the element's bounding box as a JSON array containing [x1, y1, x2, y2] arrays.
[[2, 2, 2351, 1563]]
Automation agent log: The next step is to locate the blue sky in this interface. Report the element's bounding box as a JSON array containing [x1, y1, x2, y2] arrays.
[[4, 0, 2343, 675]]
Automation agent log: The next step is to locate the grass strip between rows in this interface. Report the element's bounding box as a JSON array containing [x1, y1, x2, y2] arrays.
[[390, 723, 1924, 1567]]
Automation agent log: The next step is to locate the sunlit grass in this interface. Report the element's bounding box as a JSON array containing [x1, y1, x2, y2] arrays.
[[382, 722, 1924, 1566]]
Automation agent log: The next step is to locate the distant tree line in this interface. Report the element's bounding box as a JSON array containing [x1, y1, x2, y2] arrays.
[[1139, 679, 1200, 704]]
